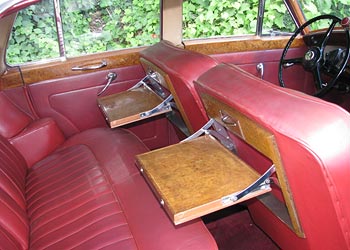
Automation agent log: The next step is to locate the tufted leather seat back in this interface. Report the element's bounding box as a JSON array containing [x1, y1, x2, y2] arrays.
[[0, 136, 29, 249]]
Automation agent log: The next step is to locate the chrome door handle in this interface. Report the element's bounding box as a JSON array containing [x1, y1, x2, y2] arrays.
[[72, 60, 107, 71], [97, 72, 117, 96]]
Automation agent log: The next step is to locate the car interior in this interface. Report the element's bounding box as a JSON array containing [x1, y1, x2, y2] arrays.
[[0, 1, 350, 250]]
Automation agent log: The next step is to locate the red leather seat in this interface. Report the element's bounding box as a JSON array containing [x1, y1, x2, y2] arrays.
[[0, 91, 218, 249], [139, 40, 218, 133], [194, 63, 350, 250]]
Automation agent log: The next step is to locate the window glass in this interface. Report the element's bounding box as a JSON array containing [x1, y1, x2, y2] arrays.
[[61, 0, 160, 57], [298, 0, 350, 30], [6, 0, 160, 64], [183, 0, 259, 40], [263, 0, 296, 35], [6, 0, 59, 64]]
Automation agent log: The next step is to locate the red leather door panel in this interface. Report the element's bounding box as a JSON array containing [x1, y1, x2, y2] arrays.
[[211, 48, 314, 93], [28, 66, 144, 136]]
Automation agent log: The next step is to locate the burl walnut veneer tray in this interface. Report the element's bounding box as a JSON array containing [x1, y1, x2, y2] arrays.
[[97, 86, 171, 128], [136, 135, 271, 225]]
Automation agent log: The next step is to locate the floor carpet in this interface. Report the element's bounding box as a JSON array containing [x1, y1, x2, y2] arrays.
[[204, 205, 280, 250]]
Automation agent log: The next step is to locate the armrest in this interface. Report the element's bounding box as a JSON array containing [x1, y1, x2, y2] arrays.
[[9, 118, 65, 167]]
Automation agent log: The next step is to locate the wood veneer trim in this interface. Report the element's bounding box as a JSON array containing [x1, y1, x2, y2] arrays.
[[0, 48, 143, 90], [184, 36, 305, 55]]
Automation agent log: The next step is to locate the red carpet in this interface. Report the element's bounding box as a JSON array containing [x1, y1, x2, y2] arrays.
[[204, 206, 280, 250]]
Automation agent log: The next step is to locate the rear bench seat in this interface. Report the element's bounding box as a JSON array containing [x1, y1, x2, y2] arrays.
[[0, 92, 217, 249]]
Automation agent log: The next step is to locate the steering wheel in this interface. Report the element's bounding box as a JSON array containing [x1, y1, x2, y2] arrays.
[[279, 15, 350, 97]]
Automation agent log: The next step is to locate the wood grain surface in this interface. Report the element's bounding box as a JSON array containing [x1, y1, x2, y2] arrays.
[[136, 135, 270, 224], [97, 86, 170, 127]]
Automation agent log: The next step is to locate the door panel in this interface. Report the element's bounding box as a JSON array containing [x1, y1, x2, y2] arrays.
[[211, 48, 313, 92], [28, 65, 144, 136], [185, 37, 315, 94], [1, 49, 176, 149]]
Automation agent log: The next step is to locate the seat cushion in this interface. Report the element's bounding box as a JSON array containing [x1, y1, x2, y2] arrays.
[[61, 127, 148, 184], [26, 128, 148, 249], [27, 144, 138, 249], [115, 174, 218, 250], [25, 127, 217, 250]]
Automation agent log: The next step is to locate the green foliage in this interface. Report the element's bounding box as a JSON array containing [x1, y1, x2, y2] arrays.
[[183, 0, 259, 38], [264, 0, 295, 33], [6, 0, 350, 65], [300, 0, 349, 20], [60, 0, 160, 56], [299, 0, 350, 30], [7, 0, 59, 64]]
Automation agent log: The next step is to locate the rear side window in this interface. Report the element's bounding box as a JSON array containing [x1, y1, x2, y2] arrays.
[[6, 0, 160, 65], [61, 0, 160, 57], [6, 0, 59, 64]]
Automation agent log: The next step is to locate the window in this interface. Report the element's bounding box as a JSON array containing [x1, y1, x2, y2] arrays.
[[61, 0, 160, 57], [7, 0, 160, 65], [298, 0, 350, 30], [183, 0, 259, 40], [263, 0, 296, 35], [299, 0, 350, 21], [6, 0, 59, 64]]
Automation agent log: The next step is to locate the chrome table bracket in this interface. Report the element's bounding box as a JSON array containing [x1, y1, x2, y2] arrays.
[[128, 73, 169, 99], [221, 164, 276, 205], [140, 94, 173, 118], [126, 73, 174, 119], [182, 118, 237, 153]]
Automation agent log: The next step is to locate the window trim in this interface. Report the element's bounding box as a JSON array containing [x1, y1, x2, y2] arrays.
[[256, 0, 266, 36], [53, 0, 65, 58]]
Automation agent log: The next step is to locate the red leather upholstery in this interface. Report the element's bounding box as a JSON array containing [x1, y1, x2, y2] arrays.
[[0, 119, 217, 249], [26, 142, 138, 249], [0, 92, 65, 167], [194, 63, 350, 250], [139, 40, 218, 133], [0, 92, 32, 139], [28, 66, 145, 137], [9, 118, 65, 167], [0, 137, 28, 249]]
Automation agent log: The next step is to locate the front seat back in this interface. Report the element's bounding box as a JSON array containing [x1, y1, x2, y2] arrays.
[[139, 40, 217, 133], [194, 63, 350, 250]]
